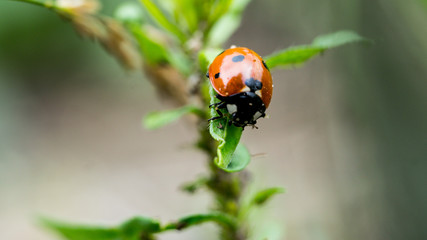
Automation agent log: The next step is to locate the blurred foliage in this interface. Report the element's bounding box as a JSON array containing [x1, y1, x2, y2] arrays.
[[164, 213, 237, 231], [42, 217, 161, 240], [264, 30, 368, 68], [143, 105, 203, 130], [250, 187, 285, 206]]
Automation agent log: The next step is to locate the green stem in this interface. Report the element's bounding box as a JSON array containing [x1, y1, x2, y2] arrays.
[[196, 113, 249, 240]]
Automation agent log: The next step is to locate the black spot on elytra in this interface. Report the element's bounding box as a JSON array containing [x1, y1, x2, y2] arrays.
[[245, 78, 263, 92], [232, 55, 245, 62], [262, 60, 270, 71], [215, 72, 220, 79]]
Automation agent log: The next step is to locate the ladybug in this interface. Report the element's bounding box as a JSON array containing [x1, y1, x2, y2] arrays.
[[207, 47, 273, 128]]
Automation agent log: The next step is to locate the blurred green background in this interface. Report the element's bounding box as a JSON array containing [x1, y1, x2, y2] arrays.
[[0, 0, 426, 240]]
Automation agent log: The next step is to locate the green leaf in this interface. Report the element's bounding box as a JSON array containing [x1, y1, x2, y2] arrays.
[[173, 0, 199, 33], [139, 0, 187, 42], [120, 217, 161, 239], [42, 218, 120, 240], [264, 46, 324, 69], [311, 30, 369, 49], [264, 30, 369, 69], [42, 217, 161, 240], [115, 2, 145, 25], [164, 213, 237, 231], [167, 48, 192, 76], [205, 0, 252, 47], [9, 0, 54, 8], [126, 23, 191, 74], [251, 187, 285, 206], [143, 105, 203, 130], [206, 14, 238, 47], [222, 144, 251, 172], [207, 0, 233, 27], [127, 24, 169, 65], [155, 0, 175, 15], [209, 87, 244, 171], [181, 176, 209, 193]]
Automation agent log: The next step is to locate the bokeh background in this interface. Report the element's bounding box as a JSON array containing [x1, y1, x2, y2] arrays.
[[1, 0, 426, 239]]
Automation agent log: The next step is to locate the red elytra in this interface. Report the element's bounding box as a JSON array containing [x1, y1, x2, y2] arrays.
[[208, 47, 273, 108]]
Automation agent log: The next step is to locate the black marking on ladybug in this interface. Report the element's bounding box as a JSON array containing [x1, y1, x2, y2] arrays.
[[209, 92, 266, 128], [214, 72, 220, 79], [245, 78, 263, 92], [262, 60, 270, 71], [206, 72, 209, 78], [232, 55, 245, 62]]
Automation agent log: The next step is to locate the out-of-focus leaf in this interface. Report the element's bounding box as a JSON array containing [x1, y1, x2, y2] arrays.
[[164, 213, 237, 231], [167, 48, 192, 76], [192, 0, 217, 23], [11, 0, 54, 8], [209, 86, 244, 170], [311, 30, 369, 49], [155, 0, 175, 15], [181, 176, 209, 193], [42, 217, 161, 240], [205, 0, 252, 47], [139, 0, 187, 42], [251, 187, 285, 206], [222, 144, 250, 172], [206, 14, 239, 47], [198, 48, 223, 73], [120, 217, 161, 239], [264, 30, 369, 69], [127, 24, 169, 65], [143, 105, 204, 130], [207, 0, 232, 27], [174, 0, 199, 33], [126, 24, 191, 74], [42, 218, 120, 240], [264, 46, 324, 69], [114, 1, 145, 25]]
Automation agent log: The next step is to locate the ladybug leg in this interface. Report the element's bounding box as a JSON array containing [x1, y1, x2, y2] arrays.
[[209, 95, 227, 109], [209, 102, 226, 113], [208, 112, 223, 122], [209, 102, 222, 108], [208, 104, 226, 122], [208, 116, 222, 122]]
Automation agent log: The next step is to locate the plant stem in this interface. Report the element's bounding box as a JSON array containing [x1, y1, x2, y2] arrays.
[[196, 116, 249, 240], [208, 160, 248, 240]]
